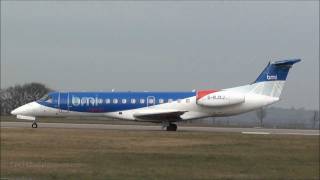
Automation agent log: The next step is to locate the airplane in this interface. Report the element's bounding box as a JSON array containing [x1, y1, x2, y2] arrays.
[[11, 59, 301, 131]]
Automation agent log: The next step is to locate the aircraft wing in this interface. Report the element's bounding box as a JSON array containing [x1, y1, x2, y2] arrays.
[[133, 109, 186, 122]]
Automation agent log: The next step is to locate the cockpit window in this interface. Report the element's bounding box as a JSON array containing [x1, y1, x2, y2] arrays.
[[40, 95, 49, 101], [40, 94, 53, 103]]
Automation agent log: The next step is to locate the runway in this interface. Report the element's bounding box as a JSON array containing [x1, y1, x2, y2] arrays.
[[1, 122, 319, 135]]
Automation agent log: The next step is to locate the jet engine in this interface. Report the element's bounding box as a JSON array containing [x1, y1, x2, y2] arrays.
[[196, 91, 245, 107]]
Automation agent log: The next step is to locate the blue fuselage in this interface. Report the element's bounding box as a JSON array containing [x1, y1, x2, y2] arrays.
[[38, 92, 196, 113]]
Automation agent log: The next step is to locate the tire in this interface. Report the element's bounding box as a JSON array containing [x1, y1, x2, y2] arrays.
[[166, 124, 177, 131], [172, 124, 177, 131], [32, 123, 38, 128]]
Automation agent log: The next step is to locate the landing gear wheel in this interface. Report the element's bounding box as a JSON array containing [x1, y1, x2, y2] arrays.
[[166, 123, 177, 131], [32, 122, 38, 128]]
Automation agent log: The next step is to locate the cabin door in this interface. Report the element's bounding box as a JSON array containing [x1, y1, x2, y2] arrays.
[[147, 96, 155, 107], [58, 92, 69, 112]]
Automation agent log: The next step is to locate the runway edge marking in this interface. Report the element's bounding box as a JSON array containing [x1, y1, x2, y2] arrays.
[[242, 132, 271, 135]]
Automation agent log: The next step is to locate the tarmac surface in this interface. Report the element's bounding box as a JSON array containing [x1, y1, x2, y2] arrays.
[[1, 122, 319, 135]]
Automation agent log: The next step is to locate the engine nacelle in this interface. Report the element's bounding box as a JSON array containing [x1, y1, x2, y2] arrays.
[[197, 91, 245, 107]]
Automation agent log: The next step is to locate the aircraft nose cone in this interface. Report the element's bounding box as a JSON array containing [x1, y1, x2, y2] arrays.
[[11, 106, 23, 115], [10, 102, 39, 116], [11, 109, 18, 115]]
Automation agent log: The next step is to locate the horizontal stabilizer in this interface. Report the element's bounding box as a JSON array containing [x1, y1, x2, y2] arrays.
[[272, 59, 301, 66]]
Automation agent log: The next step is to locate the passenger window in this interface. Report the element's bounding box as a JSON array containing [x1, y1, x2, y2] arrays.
[[131, 99, 136, 104], [113, 99, 118, 104], [159, 99, 164, 104], [168, 99, 173, 103], [140, 99, 145, 104], [105, 99, 110, 104], [122, 99, 127, 104]]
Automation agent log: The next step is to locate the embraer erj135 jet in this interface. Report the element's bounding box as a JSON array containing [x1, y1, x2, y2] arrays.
[[11, 59, 300, 131]]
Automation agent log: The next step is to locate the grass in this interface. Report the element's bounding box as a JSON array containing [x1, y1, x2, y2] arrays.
[[0, 115, 231, 127], [1, 127, 319, 180]]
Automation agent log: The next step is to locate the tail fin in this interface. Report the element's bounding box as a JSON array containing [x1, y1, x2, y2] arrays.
[[250, 59, 301, 97]]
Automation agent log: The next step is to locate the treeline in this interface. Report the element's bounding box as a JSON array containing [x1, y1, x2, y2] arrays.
[[0, 83, 51, 115], [200, 107, 319, 129]]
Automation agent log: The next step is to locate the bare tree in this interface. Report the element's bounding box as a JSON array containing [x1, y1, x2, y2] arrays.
[[314, 111, 319, 129], [256, 108, 267, 127], [0, 83, 51, 115]]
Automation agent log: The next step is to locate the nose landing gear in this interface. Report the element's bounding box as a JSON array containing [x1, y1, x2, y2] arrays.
[[32, 121, 38, 128]]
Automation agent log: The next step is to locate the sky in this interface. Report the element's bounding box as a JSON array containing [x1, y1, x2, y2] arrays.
[[1, 1, 319, 110]]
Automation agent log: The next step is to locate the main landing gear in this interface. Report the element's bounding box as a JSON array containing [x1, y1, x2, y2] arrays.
[[32, 121, 38, 128], [166, 123, 177, 131], [162, 122, 178, 131]]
